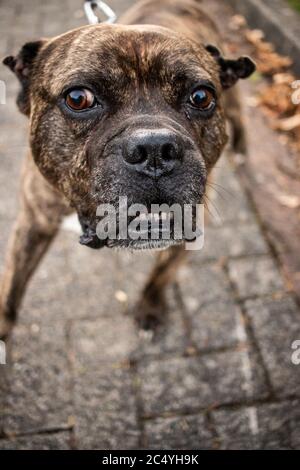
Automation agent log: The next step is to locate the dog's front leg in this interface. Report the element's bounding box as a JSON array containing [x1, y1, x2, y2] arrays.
[[135, 244, 186, 330], [0, 153, 71, 338]]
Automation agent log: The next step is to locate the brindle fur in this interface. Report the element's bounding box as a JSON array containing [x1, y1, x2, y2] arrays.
[[0, 0, 255, 337]]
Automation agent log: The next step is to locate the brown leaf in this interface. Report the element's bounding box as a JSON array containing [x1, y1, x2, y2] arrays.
[[275, 114, 300, 131]]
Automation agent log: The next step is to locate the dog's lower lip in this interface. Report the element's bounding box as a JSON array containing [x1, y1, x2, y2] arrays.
[[107, 238, 183, 251]]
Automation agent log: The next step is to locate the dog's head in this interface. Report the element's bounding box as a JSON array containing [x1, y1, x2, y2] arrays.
[[3, 24, 255, 249]]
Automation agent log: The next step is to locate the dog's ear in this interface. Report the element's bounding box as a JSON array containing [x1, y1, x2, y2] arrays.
[[3, 40, 46, 115], [205, 44, 256, 89]]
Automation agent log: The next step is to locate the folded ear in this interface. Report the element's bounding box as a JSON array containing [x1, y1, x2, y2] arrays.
[[205, 44, 256, 89], [3, 40, 46, 115]]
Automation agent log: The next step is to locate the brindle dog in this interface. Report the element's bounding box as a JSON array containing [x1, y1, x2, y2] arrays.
[[0, 0, 255, 337]]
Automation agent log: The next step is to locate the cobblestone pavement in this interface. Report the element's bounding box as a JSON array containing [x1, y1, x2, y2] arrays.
[[0, 0, 299, 450]]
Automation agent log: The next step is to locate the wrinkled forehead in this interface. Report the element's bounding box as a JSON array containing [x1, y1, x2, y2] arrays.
[[37, 24, 220, 96]]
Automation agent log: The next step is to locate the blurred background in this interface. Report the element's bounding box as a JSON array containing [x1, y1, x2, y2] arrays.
[[0, 0, 299, 450]]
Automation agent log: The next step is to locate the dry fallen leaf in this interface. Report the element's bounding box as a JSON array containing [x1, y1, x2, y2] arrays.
[[276, 193, 300, 208], [229, 14, 247, 30], [245, 28, 293, 75], [275, 114, 300, 131], [115, 290, 128, 303], [259, 82, 296, 116], [273, 73, 295, 85], [241, 19, 300, 175], [245, 28, 265, 44]]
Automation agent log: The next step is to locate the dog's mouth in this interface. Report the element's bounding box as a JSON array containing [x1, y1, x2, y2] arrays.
[[78, 207, 202, 251], [107, 212, 183, 251]]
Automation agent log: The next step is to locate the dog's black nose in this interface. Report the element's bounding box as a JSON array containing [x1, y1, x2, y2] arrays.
[[123, 129, 183, 178]]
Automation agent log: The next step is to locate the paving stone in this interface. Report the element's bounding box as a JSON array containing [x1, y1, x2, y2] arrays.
[[61, 234, 121, 319], [207, 154, 255, 225], [178, 261, 232, 306], [0, 323, 71, 434], [290, 400, 300, 448], [107, 0, 136, 16], [245, 296, 300, 397], [0, 35, 9, 56], [258, 402, 295, 449], [138, 350, 268, 417], [179, 261, 248, 350], [0, 4, 16, 37], [144, 413, 214, 450], [0, 133, 27, 170], [18, 233, 73, 326], [0, 432, 71, 450], [186, 298, 245, 351], [71, 316, 139, 448], [212, 401, 299, 449], [212, 406, 261, 449], [71, 315, 138, 366], [40, 22, 68, 38], [19, 231, 122, 326], [178, 261, 251, 350], [0, 91, 25, 125], [9, 30, 42, 48], [72, 363, 139, 449], [228, 255, 284, 298], [199, 223, 269, 261]]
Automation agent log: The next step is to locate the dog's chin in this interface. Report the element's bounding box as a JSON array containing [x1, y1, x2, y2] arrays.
[[106, 238, 183, 251], [78, 204, 202, 251], [78, 223, 184, 251]]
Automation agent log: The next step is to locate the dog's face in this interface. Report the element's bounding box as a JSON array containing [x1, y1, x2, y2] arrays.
[[4, 24, 255, 250]]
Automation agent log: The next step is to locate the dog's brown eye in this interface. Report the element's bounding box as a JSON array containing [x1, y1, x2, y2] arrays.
[[65, 88, 95, 111], [189, 87, 215, 110]]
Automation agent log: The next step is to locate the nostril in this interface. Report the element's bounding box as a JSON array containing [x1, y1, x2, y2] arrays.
[[124, 142, 148, 165], [133, 144, 148, 164], [161, 142, 177, 161]]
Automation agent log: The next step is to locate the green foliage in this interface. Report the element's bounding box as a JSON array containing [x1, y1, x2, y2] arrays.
[[286, 0, 300, 13]]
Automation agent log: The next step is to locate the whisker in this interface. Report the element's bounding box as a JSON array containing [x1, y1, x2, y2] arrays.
[[203, 193, 222, 223], [207, 181, 234, 198]]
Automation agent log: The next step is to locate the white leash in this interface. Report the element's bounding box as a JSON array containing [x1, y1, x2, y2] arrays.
[[84, 0, 117, 25]]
